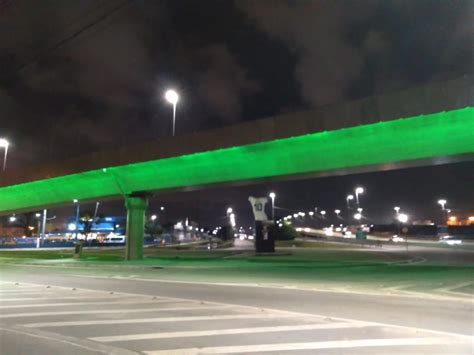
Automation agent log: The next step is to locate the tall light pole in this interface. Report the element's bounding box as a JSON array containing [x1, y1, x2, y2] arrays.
[[165, 89, 179, 136], [334, 209, 341, 219], [269, 192, 276, 221], [73, 199, 80, 240], [394, 206, 400, 216], [438, 199, 447, 224], [346, 195, 354, 221], [398, 213, 409, 252], [355, 187, 364, 207], [0, 138, 9, 172], [93, 201, 100, 221]]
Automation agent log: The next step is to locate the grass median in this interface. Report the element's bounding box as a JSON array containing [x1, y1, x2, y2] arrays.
[[0, 244, 472, 299]]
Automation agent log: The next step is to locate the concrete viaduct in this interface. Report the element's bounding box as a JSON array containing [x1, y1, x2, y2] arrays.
[[0, 75, 473, 259]]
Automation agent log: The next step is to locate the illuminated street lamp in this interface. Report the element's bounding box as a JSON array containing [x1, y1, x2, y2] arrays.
[[320, 210, 326, 216], [269, 192, 276, 221], [354, 213, 362, 220], [355, 187, 364, 206], [334, 209, 341, 217], [438, 199, 447, 210], [9, 215, 16, 223], [437, 199, 447, 224], [357, 207, 363, 213], [151, 215, 157, 221], [226, 207, 233, 215], [308, 211, 314, 216], [164, 89, 179, 136], [0, 138, 9, 172], [394, 206, 400, 215]]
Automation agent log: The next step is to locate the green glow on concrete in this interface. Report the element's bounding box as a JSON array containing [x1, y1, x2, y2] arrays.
[[0, 107, 473, 212]]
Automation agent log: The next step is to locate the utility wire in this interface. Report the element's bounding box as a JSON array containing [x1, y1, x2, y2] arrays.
[[17, 0, 132, 72]]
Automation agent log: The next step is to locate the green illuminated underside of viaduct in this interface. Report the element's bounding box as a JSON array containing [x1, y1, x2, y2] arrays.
[[0, 107, 473, 213]]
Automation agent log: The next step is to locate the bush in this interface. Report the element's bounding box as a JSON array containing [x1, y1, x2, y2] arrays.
[[269, 224, 298, 241]]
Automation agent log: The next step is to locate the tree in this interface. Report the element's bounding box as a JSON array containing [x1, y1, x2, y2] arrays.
[[145, 220, 163, 237]]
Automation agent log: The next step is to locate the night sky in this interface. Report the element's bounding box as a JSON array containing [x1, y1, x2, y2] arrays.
[[0, 0, 472, 225]]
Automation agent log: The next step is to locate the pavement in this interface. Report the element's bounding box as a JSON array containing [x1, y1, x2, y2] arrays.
[[1, 262, 473, 354]]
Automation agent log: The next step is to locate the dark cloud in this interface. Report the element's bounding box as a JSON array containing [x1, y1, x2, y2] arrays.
[[0, 0, 471, 170]]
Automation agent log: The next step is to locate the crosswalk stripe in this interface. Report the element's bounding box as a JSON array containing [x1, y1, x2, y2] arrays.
[[0, 298, 180, 309], [0, 304, 227, 319], [90, 321, 368, 343], [24, 313, 295, 328], [143, 337, 468, 354]]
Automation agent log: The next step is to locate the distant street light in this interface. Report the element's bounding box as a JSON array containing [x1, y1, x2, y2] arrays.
[[160, 206, 165, 211], [394, 206, 400, 215], [308, 211, 314, 216], [151, 215, 157, 221], [0, 138, 9, 172], [397, 213, 409, 252], [269, 192, 276, 221], [354, 213, 362, 220], [9, 215, 16, 223], [73, 199, 80, 239], [437, 199, 447, 209], [165, 89, 179, 136], [227, 207, 233, 215], [437, 199, 447, 224], [355, 187, 364, 206], [320, 210, 326, 216], [357, 207, 363, 213], [334, 209, 341, 217]]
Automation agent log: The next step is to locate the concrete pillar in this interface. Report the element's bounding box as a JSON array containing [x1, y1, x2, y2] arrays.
[[125, 194, 149, 260]]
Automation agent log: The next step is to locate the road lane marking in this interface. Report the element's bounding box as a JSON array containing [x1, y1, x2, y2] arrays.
[[0, 295, 131, 302], [73, 273, 474, 304], [24, 314, 297, 328], [0, 305, 228, 319], [143, 337, 469, 354], [0, 298, 181, 309], [90, 322, 369, 342]]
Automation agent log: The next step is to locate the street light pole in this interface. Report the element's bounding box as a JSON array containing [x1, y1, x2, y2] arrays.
[[438, 199, 447, 225], [355, 187, 364, 207], [165, 90, 179, 137], [73, 199, 80, 240], [346, 195, 353, 222], [0, 138, 9, 172], [269, 192, 276, 221]]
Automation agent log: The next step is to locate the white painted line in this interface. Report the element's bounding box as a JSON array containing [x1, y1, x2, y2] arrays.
[[90, 321, 368, 343], [24, 313, 296, 328], [0, 295, 131, 302], [0, 298, 180, 309], [143, 337, 468, 354], [0, 304, 227, 319]]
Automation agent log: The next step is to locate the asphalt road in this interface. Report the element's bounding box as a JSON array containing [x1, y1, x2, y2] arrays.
[[1, 266, 472, 354]]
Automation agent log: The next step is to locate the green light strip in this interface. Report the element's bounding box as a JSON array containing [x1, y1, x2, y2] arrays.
[[0, 107, 473, 212]]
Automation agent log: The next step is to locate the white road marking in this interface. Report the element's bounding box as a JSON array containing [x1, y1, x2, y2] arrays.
[[24, 314, 296, 328], [0, 304, 227, 319], [0, 295, 131, 302], [90, 321, 369, 343], [74, 273, 474, 303], [0, 298, 180, 309], [143, 337, 469, 354]]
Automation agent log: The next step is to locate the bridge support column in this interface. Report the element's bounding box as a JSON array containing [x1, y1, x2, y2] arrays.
[[125, 194, 149, 260]]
